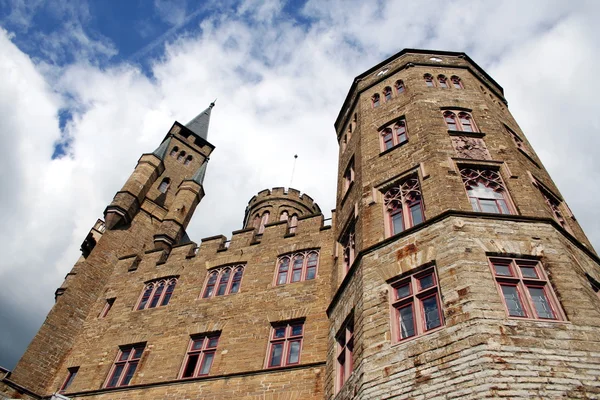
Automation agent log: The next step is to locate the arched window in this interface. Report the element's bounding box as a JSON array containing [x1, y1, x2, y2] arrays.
[[372, 93, 380, 108], [438, 75, 448, 88], [136, 277, 178, 310], [184, 156, 193, 165], [424, 74, 434, 87], [341, 226, 355, 273], [383, 176, 424, 236], [383, 87, 392, 101], [280, 211, 289, 221], [458, 112, 476, 132], [395, 80, 405, 94], [177, 151, 186, 162], [158, 178, 170, 193], [379, 118, 408, 151], [289, 214, 298, 234], [202, 265, 245, 298], [170, 146, 179, 157], [460, 168, 512, 214], [451, 76, 463, 89], [258, 211, 270, 234], [275, 250, 319, 285], [443, 111, 458, 130]]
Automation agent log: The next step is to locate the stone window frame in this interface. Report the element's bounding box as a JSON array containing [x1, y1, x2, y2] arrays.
[[451, 75, 463, 89], [389, 264, 444, 343], [395, 79, 405, 94], [383, 86, 393, 102], [379, 116, 409, 153], [253, 210, 271, 234], [158, 177, 170, 193], [424, 73, 435, 87], [59, 366, 79, 394], [104, 343, 145, 388], [201, 264, 245, 299], [274, 249, 320, 286], [443, 110, 478, 133], [335, 312, 354, 393], [99, 297, 115, 318], [179, 332, 220, 379], [380, 172, 425, 237], [371, 93, 380, 108], [135, 277, 178, 310], [437, 74, 448, 88], [265, 320, 304, 368], [458, 165, 516, 215], [488, 256, 565, 321]]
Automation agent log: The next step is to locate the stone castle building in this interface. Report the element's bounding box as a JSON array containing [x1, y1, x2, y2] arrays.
[[2, 49, 600, 399]]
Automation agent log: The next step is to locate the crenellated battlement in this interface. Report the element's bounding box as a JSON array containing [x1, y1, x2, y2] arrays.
[[243, 187, 321, 229]]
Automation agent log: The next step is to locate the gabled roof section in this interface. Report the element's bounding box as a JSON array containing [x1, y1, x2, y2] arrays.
[[185, 101, 215, 140]]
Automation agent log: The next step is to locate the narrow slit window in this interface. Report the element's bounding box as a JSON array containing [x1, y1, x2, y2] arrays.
[[336, 315, 354, 392], [99, 298, 115, 318], [59, 367, 79, 393]]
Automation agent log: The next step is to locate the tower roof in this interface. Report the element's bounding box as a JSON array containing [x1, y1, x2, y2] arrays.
[[191, 160, 208, 185], [185, 101, 215, 140], [152, 136, 172, 160]]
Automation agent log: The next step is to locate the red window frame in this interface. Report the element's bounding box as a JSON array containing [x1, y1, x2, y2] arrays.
[[424, 74, 435, 87], [104, 345, 145, 388], [343, 160, 354, 193], [336, 316, 354, 392], [340, 224, 356, 273], [438, 75, 448, 88], [489, 257, 564, 321], [266, 322, 304, 368], [383, 86, 392, 102], [443, 111, 478, 132], [451, 76, 463, 89], [99, 298, 115, 318], [179, 334, 220, 378], [135, 278, 177, 310], [390, 267, 443, 342], [275, 250, 319, 285], [395, 80, 405, 94], [372, 93, 380, 108], [460, 168, 514, 215], [59, 367, 79, 393], [383, 175, 425, 236], [202, 265, 244, 298], [379, 118, 408, 151]]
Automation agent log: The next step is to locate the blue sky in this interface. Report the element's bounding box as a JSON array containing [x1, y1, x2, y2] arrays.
[[1, 0, 600, 371]]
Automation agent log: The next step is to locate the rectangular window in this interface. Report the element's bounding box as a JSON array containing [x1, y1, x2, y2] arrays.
[[136, 278, 177, 310], [336, 315, 354, 392], [390, 267, 443, 341], [180, 333, 220, 378], [59, 367, 79, 393], [343, 160, 355, 194], [99, 298, 115, 318], [104, 344, 145, 388], [267, 321, 304, 368], [275, 250, 319, 285], [489, 257, 564, 320]]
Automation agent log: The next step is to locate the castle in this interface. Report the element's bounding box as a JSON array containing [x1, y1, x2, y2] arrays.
[[2, 49, 600, 399]]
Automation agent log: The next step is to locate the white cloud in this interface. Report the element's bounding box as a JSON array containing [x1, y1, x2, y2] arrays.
[[1, 0, 600, 369]]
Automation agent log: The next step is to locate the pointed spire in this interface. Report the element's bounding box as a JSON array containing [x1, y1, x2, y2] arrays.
[[191, 159, 208, 185], [185, 101, 216, 140], [152, 137, 172, 160]]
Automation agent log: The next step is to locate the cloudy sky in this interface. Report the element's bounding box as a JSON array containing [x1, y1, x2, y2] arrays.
[[1, 0, 599, 369]]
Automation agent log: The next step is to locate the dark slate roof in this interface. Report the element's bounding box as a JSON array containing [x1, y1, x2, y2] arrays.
[[152, 137, 172, 160], [185, 102, 215, 140], [191, 160, 208, 185]]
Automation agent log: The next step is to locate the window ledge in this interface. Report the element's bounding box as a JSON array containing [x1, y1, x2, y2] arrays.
[[447, 130, 485, 138], [379, 140, 409, 157]]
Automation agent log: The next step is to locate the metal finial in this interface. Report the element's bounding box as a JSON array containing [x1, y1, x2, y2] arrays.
[[209, 99, 217, 108]]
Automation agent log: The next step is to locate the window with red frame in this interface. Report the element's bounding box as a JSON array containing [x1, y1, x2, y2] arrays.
[[395, 80, 405, 93], [288, 214, 298, 234], [180, 333, 220, 378], [383, 86, 392, 101], [202, 265, 244, 298], [336, 315, 354, 392], [443, 111, 477, 132], [380, 118, 408, 151], [136, 277, 177, 310], [372, 93, 380, 108], [340, 223, 356, 273], [438, 75, 448, 88], [383, 175, 424, 236], [59, 367, 79, 393], [424, 74, 434, 87], [343, 160, 354, 193], [267, 321, 303, 368], [104, 344, 145, 388], [489, 257, 564, 320], [390, 267, 443, 341], [535, 182, 569, 230], [460, 168, 513, 215], [451, 76, 463, 89], [276, 250, 319, 285], [99, 298, 115, 318]]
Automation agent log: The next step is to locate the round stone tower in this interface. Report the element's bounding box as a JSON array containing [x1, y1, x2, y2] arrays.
[[327, 49, 600, 399]]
